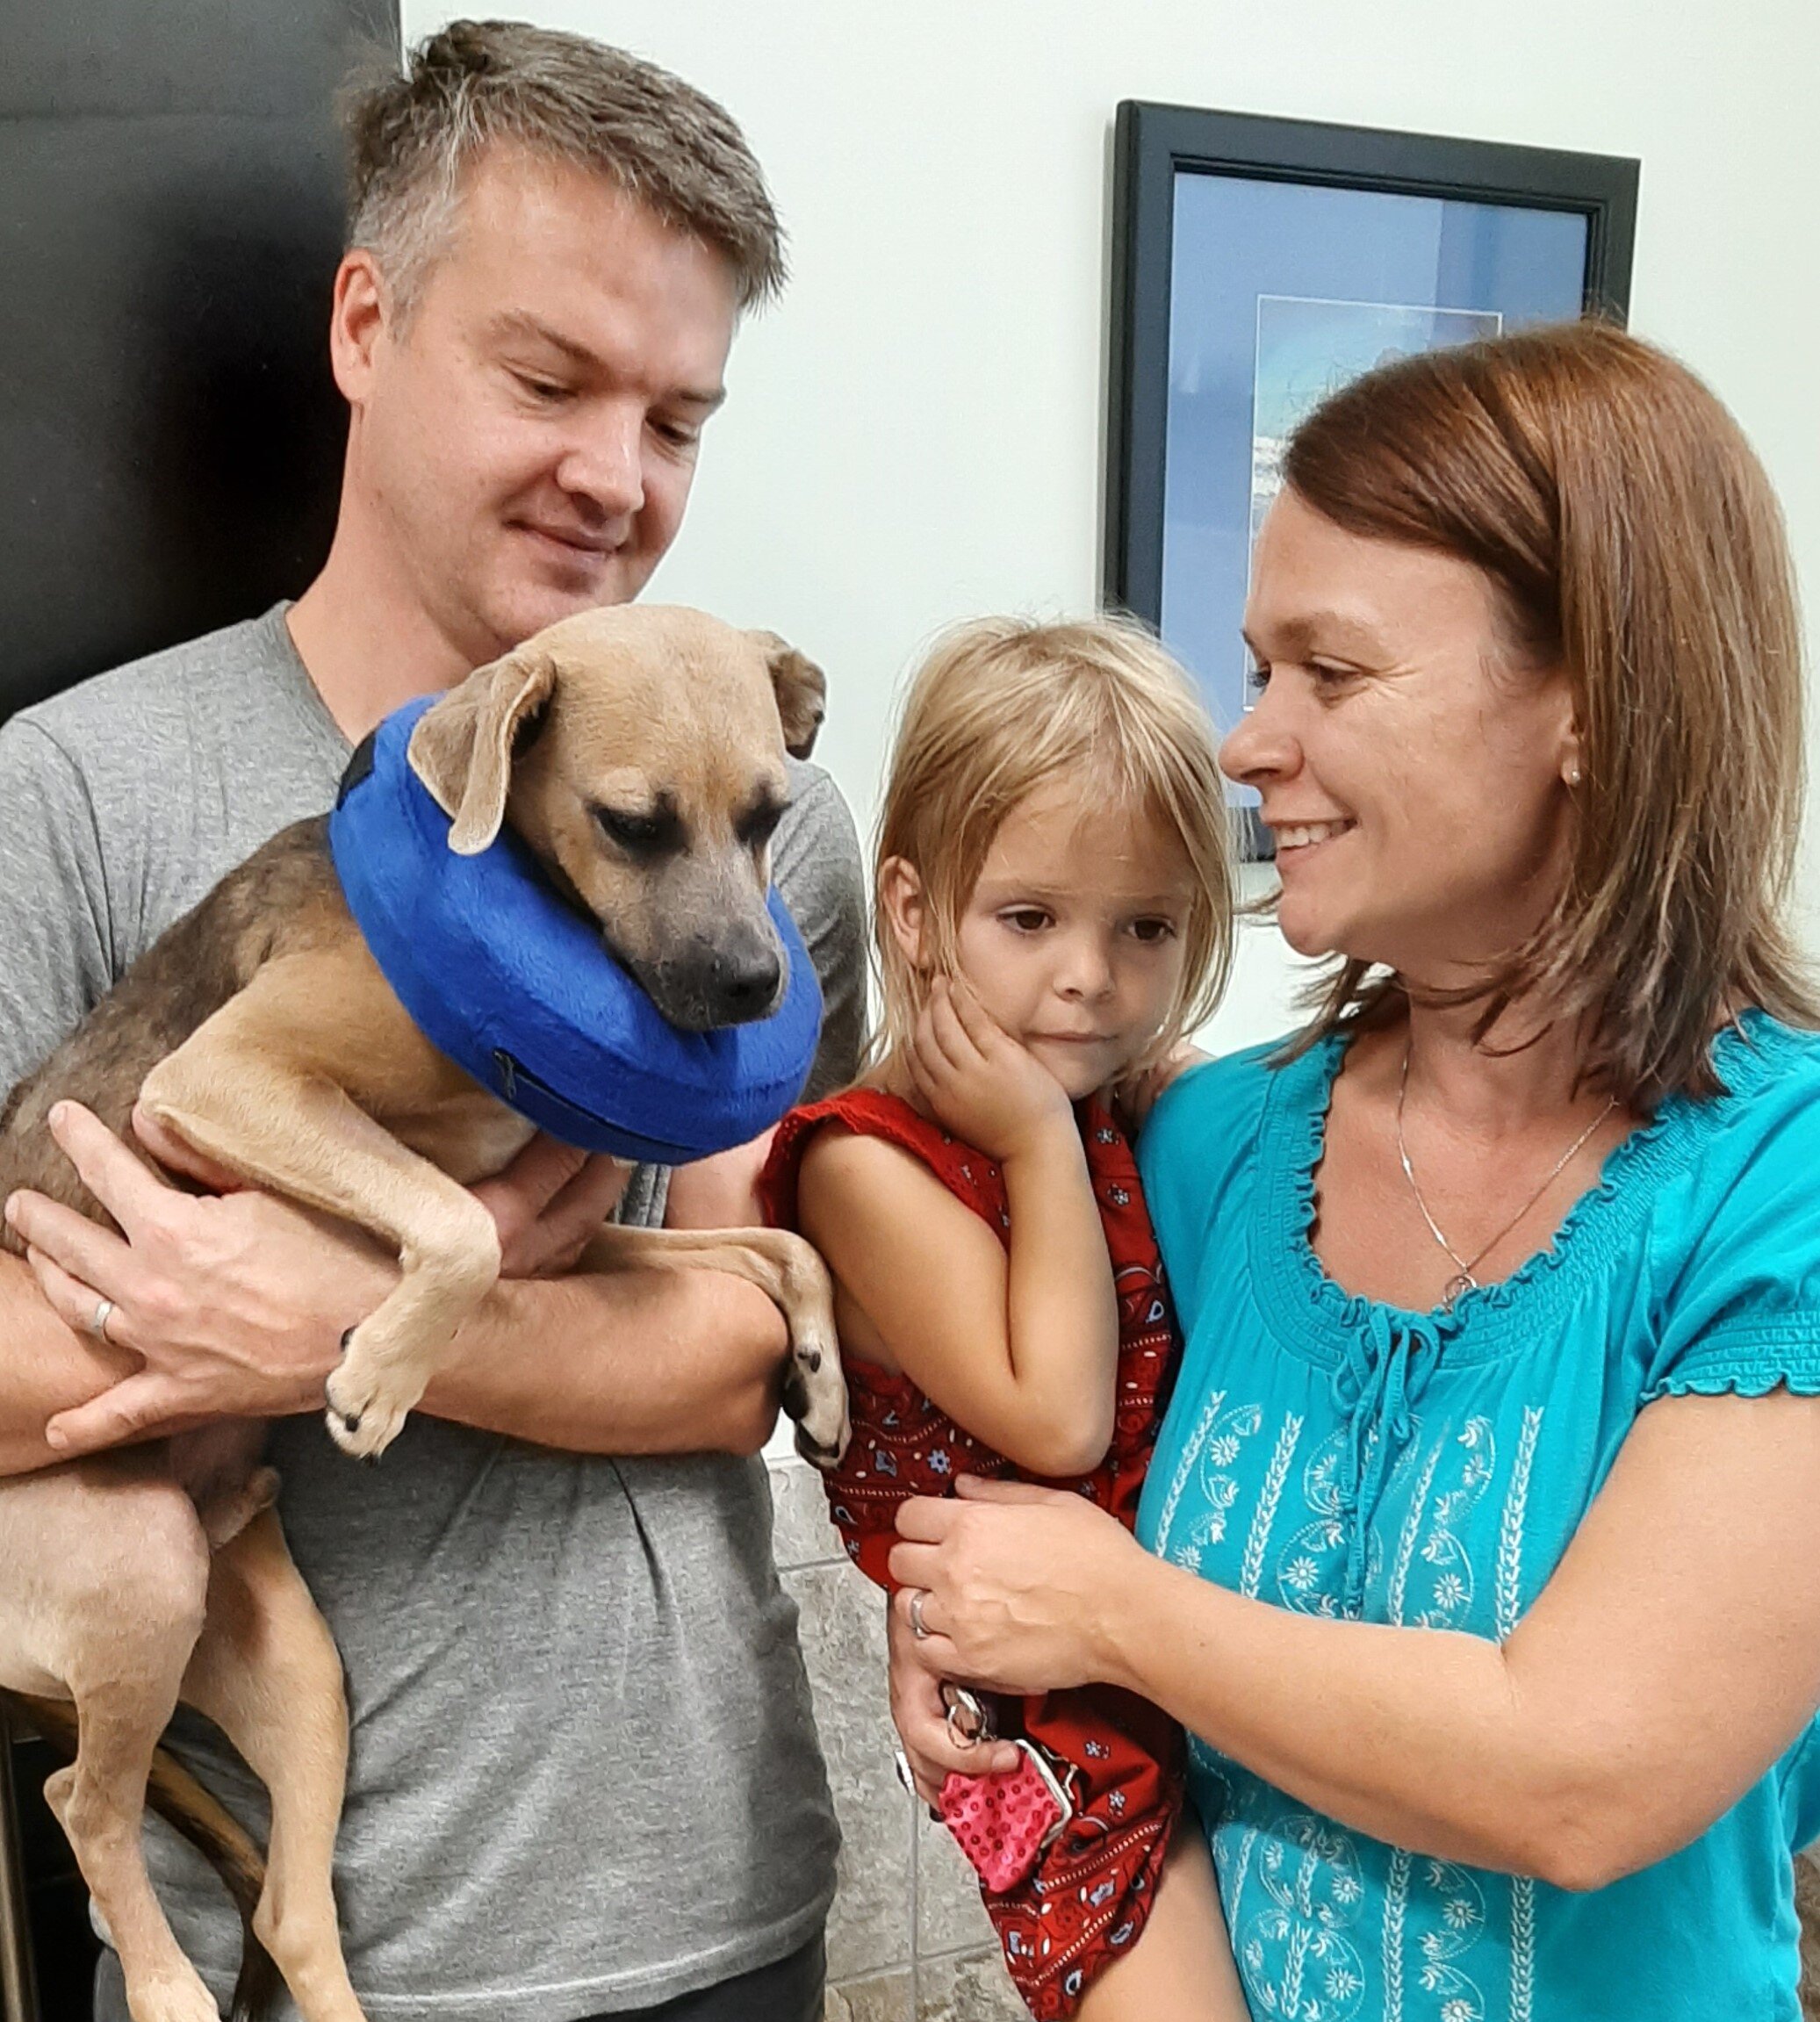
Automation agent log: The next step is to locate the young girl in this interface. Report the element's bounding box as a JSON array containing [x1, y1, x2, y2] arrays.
[[761, 618, 1249, 2019]]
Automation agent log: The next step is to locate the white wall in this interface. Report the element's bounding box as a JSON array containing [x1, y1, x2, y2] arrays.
[[407, 0, 1820, 1052]]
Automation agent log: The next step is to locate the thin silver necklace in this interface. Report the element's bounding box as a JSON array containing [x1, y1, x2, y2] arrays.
[[1395, 1044, 1617, 1306]]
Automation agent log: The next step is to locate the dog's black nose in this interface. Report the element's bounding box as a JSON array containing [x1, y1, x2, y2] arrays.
[[716, 948, 783, 1023], [636, 924, 788, 1031]]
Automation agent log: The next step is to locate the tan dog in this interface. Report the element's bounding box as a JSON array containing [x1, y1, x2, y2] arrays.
[[0, 605, 850, 2022]]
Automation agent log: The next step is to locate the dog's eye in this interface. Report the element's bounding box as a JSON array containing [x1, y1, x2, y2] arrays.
[[738, 799, 784, 850], [594, 805, 674, 854]]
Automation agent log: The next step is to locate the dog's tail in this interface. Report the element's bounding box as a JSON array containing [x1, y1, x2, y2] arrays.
[[3, 1688, 280, 2022]]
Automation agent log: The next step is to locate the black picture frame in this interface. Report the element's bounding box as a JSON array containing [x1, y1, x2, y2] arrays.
[[1103, 104, 1639, 857]]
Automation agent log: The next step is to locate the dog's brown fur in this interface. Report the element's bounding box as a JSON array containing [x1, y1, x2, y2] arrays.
[[0, 821, 349, 1211], [0, 606, 849, 2022]]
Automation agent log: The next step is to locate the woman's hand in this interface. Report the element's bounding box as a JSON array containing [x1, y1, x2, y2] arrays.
[[906, 975, 1074, 1164], [887, 1475, 1149, 1695], [886, 1592, 1019, 1804]]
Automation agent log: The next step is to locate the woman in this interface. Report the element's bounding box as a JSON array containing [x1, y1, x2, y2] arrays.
[[887, 321, 1820, 2019]]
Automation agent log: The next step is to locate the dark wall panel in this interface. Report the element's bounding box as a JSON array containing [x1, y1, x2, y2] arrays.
[[0, 0, 401, 721]]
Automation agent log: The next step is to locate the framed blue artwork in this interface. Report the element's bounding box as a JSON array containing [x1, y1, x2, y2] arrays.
[[1104, 105, 1639, 855]]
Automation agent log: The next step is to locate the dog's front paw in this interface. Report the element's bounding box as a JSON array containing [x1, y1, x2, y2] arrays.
[[324, 1384, 409, 1462], [324, 1337, 417, 1461], [781, 1316, 850, 1472]]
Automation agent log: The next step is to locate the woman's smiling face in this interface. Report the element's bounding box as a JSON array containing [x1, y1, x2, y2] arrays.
[[1220, 487, 1579, 987]]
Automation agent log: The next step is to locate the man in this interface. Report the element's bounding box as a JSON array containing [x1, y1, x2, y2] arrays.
[[0, 22, 860, 2021]]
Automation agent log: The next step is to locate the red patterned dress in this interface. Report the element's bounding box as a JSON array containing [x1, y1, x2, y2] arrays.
[[760, 1088, 1184, 2018]]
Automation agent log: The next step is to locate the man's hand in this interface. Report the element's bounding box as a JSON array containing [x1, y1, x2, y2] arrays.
[[905, 975, 1073, 1164], [471, 1134, 631, 1276], [665, 1129, 776, 1231], [3, 1107, 633, 1457], [4, 1102, 392, 1453]]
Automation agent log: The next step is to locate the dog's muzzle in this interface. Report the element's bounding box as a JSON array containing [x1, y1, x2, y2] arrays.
[[634, 923, 789, 1033]]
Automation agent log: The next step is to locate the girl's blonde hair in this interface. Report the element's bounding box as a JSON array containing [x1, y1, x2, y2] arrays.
[[873, 615, 1234, 1074]]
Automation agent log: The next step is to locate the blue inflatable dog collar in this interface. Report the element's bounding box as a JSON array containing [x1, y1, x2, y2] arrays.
[[327, 695, 822, 1164]]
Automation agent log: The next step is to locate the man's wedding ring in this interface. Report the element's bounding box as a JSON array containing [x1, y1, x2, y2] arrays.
[[88, 1296, 115, 1342], [908, 1587, 932, 1640]]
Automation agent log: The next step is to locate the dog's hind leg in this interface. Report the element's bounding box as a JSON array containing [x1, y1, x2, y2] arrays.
[[180, 1507, 367, 2022], [0, 1467, 221, 2022], [577, 1223, 850, 1467]]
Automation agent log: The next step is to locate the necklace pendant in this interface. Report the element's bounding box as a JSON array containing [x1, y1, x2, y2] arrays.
[[1442, 1270, 1478, 1306]]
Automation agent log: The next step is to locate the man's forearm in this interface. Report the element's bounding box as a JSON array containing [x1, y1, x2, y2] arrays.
[[0, 1251, 138, 1475], [421, 1257, 790, 1456], [0, 1229, 794, 1471]]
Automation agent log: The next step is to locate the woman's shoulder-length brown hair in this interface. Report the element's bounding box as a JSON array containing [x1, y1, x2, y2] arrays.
[[1279, 319, 1815, 1107]]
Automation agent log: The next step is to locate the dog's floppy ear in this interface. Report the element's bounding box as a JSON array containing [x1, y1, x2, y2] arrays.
[[748, 630, 826, 760], [407, 648, 557, 855]]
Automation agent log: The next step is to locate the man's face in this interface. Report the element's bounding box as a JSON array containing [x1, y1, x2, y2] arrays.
[[338, 146, 739, 662]]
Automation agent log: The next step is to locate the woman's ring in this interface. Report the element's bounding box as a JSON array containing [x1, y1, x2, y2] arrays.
[[88, 1296, 116, 1342], [908, 1587, 932, 1640]]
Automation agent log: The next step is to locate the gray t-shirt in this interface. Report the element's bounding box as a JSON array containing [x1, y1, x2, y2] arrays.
[[0, 606, 863, 2019]]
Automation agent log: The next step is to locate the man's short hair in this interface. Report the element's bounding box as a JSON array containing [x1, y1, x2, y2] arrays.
[[343, 18, 786, 318]]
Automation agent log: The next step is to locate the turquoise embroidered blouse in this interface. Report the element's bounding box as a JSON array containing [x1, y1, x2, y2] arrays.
[[1134, 1014, 1820, 2022]]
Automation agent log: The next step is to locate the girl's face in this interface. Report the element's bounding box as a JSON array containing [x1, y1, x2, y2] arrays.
[[937, 776, 1196, 1099], [1220, 488, 1577, 986]]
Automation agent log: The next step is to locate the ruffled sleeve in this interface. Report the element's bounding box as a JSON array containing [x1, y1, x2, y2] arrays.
[[1640, 1024, 1820, 1403]]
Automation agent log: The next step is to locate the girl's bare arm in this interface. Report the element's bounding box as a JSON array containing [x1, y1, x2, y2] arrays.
[[798, 1107, 1119, 1478]]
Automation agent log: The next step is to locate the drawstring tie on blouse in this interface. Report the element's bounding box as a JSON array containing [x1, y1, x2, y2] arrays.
[[1329, 1308, 1446, 1609]]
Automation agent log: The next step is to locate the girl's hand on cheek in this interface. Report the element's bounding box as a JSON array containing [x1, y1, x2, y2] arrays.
[[907, 976, 1074, 1164], [887, 1476, 1147, 1695]]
